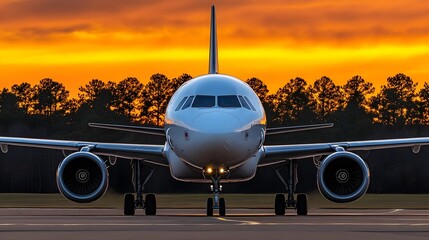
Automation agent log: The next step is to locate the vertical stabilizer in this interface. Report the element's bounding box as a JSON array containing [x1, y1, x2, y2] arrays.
[[209, 5, 218, 74]]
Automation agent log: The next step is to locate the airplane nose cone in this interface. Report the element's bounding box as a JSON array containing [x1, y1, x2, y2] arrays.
[[192, 112, 241, 133]]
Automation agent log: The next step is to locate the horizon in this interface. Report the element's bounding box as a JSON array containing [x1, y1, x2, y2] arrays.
[[1, 0, 429, 97]]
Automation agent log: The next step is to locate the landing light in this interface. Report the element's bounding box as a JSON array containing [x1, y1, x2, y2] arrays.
[[204, 166, 228, 175]]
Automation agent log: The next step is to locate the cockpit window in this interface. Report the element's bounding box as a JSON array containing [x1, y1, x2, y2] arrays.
[[175, 96, 188, 111], [179, 94, 256, 110], [244, 96, 256, 111], [192, 95, 215, 107], [182, 96, 194, 110], [238, 96, 251, 110], [218, 95, 241, 108]]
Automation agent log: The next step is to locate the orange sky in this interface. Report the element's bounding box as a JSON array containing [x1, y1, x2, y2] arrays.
[[1, 0, 429, 97]]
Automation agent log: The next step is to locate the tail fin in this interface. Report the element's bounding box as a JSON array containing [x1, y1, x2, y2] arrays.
[[209, 5, 218, 74]]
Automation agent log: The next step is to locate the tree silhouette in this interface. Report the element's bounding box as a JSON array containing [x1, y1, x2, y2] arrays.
[[109, 77, 143, 123], [336, 76, 375, 137], [171, 73, 192, 92], [0, 88, 25, 124], [272, 77, 314, 125], [11, 82, 33, 114], [309, 76, 344, 122], [70, 87, 122, 134], [343, 75, 375, 109], [245, 77, 275, 125], [143, 73, 172, 126], [246, 77, 269, 101], [418, 82, 429, 124], [370, 73, 418, 126], [32, 78, 70, 116], [78, 79, 107, 107]]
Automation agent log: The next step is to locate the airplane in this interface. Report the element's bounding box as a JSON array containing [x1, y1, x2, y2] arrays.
[[1, 5, 429, 217]]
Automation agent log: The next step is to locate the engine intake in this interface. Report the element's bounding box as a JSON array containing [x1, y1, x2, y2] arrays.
[[317, 151, 370, 203], [56, 151, 108, 203]]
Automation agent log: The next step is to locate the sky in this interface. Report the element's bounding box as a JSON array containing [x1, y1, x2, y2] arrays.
[[1, 0, 429, 97]]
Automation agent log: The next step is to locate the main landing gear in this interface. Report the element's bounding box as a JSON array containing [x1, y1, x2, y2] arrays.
[[273, 160, 308, 216], [204, 167, 227, 216], [124, 160, 158, 216]]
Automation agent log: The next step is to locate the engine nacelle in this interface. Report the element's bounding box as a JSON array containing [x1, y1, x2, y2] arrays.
[[317, 151, 370, 203], [56, 152, 109, 203]]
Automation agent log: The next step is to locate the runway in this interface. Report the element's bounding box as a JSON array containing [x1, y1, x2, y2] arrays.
[[1, 208, 429, 240]]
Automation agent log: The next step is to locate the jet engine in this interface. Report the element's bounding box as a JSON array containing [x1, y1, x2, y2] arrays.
[[56, 151, 109, 203], [317, 151, 370, 203]]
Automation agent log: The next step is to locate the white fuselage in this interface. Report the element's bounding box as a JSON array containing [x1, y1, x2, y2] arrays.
[[164, 74, 266, 182]]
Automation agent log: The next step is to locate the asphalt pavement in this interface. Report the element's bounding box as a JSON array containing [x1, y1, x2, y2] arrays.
[[1, 208, 429, 240]]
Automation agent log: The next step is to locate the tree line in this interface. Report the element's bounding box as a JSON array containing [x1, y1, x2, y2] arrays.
[[1, 73, 429, 128], [1, 72, 429, 194]]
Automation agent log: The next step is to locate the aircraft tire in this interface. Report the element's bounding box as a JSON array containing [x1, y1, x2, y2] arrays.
[[145, 193, 157, 215], [207, 198, 213, 216], [274, 193, 285, 215], [124, 193, 135, 216], [219, 198, 226, 216], [296, 193, 308, 216]]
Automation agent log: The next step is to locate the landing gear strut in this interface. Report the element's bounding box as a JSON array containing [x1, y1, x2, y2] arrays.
[[124, 160, 158, 216], [273, 160, 308, 216], [204, 167, 227, 216]]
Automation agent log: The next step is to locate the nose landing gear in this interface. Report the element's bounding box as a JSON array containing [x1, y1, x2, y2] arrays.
[[204, 167, 227, 216]]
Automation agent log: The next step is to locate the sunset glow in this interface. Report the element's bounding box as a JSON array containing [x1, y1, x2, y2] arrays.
[[1, 0, 429, 97]]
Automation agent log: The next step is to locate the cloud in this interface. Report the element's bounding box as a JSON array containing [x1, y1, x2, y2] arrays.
[[14, 24, 93, 40], [0, 0, 429, 46], [0, 0, 143, 19]]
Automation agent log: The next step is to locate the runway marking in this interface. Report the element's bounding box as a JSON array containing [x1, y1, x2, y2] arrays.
[[216, 217, 260, 225], [312, 209, 404, 216], [388, 209, 403, 214]]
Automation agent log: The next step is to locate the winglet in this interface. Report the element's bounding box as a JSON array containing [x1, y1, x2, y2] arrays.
[[209, 5, 218, 74]]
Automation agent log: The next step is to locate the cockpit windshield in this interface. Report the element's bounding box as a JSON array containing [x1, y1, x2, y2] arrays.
[[176, 95, 256, 111], [218, 95, 241, 108], [192, 95, 216, 107]]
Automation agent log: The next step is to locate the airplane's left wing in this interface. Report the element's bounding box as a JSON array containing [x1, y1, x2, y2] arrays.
[[260, 136, 429, 165], [0, 137, 166, 166]]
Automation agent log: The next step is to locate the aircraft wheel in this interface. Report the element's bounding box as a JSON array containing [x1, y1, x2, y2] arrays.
[[124, 193, 135, 216], [274, 193, 285, 215], [296, 193, 308, 216], [207, 198, 213, 216], [219, 198, 226, 216], [145, 193, 157, 215], [274, 193, 286, 215]]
